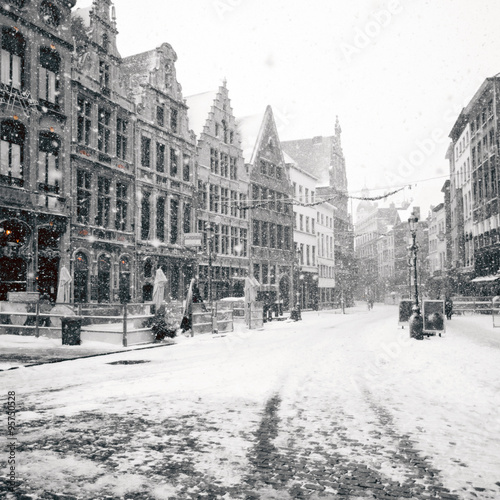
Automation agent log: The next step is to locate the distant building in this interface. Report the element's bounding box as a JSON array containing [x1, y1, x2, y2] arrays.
[[281, 118, 356, 307], [315, 200, 336, 309], [185, 82, 249, 300], [427, 203, 447, 298], [354, 194, 398, 300], [286, 153, 318, 309]]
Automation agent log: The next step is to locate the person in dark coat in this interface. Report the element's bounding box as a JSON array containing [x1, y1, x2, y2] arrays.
[[445, 297, 453, 320]]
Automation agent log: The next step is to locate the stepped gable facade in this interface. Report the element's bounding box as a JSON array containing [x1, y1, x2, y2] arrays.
[[186, 81, 249, 300], [237, 106, 294, 308]]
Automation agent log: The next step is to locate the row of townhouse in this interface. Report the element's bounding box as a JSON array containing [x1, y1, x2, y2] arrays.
[[0, 0, 353, 310], [443, 75, 500, 296], [354, 198, 429, 302]]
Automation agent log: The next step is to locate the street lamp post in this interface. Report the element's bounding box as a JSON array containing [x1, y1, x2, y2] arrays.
[[205, 216, 221, 334], [408, 215, 423, 339]]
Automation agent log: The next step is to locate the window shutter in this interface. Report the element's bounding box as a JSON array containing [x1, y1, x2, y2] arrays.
[[48, 71, 56, 103], [39, 67, 47, 100], [12, 143, 21, 178], [1, 50, 10, 85], [12, 55, 21, 89]]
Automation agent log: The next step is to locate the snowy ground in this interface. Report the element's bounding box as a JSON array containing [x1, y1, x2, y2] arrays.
[[1, 304, 499, 499]]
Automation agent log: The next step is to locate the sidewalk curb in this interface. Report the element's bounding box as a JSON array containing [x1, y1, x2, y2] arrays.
[[0, 341, 175, 372]]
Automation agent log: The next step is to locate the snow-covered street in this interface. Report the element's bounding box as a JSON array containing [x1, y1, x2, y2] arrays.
[[1, 304, 500, 499]]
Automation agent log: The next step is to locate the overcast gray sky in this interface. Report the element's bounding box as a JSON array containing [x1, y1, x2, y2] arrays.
[[76, 0, 500, 218]]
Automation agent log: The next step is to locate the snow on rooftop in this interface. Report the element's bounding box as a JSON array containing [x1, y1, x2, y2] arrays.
[[236, 111, 265, 164], [185, 90, 218, 139], [282, 151, 297, 165]]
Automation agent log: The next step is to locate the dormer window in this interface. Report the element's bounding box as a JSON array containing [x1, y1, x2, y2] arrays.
[[40, 1, 62, 28]]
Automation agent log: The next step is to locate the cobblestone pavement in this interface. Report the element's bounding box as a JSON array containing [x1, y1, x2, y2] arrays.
[[2, 307, 499, 500], [2, 388, 496, 500]]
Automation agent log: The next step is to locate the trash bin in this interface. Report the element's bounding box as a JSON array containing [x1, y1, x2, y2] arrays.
[[61, 317, 82, 345]]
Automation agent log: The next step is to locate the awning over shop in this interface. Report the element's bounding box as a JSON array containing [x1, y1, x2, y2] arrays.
[[471, 275, 500, 283]]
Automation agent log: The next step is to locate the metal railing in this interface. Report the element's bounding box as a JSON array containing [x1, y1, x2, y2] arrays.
[[0, 302, 157, 347]]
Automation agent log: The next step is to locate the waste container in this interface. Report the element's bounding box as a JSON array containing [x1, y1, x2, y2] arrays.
[[61, 317, 82, 345]]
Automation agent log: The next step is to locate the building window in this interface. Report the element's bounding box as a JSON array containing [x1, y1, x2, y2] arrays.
[[170, 148, 178, 176], [141, 136, 151, 168], [115, 182, 128, 231], [156, 197, 165, 241], [77, 96, 92, 145], [183, 155, 190, 181], [1, 28, 25, 90], [240, 229, 247, 256], [260, 159, 267, 175], [97, 107, 111, 153], [39, 47, 60, 105], [170, 198, 179, 244], [96, 177, 111, 227], [210, 148, 219, 174], [99, 60, 109, 90], [253, 220, 260, 246], [220, 153, 229, 177], [284, 226, 291, 250], [262, 221, 269, 247], [221, 225, 229, 254], [141, 192, 151, 240], [74, 252, 89, 303], [222, 120, 228, 143], [156, 142, 165, 172], [0, 120, 25, 187], [116, 118, 128, 160], [156, 106, 164, 127], [270, 223, 276, 248], [170, 108, 178, 133], [306, 216, 309, 233], [299, 214, 304, 231], [183, 204, 191, 233], [230, 156, 237, 180], [38, 133, 60, 194], [276, 165, 283, 180], [40, 0, 61, 27], [76, 170, 91, 224]]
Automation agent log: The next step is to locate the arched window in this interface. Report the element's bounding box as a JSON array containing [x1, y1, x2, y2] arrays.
[[0, 120, 25, 187], [39, 47, 60, 106], [38, 132, 60, 194], [74, 252, 89, 303], [1, 27, 25, 89], [97, 254, 111, 303]]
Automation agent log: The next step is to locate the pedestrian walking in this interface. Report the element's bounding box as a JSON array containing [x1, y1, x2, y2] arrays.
[[445, 297, 453, 320]]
